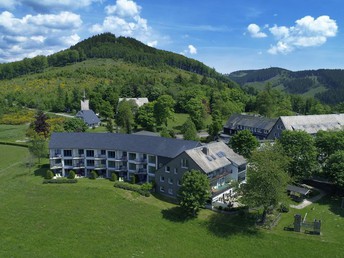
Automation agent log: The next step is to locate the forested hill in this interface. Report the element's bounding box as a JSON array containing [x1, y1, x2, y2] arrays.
[[227, 67, 344, 105], [0, 33, 228, 83]]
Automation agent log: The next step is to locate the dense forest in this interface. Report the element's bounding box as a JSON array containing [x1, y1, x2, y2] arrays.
[[0, 33, 342, 134], [228, 68, 344, 105]]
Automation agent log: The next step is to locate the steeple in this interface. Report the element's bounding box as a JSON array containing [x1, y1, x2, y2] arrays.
[[80, 90, 89, 110]]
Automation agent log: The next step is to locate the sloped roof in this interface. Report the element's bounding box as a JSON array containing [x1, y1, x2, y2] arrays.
[[280, 114, 344, 134], [287, 185, 310, 195], [49, 132, 200, 158], [224, 114, 277, 131], [119, 98, 149, 107], [185, 141, 246, 174], [76, 110, 100, 126]]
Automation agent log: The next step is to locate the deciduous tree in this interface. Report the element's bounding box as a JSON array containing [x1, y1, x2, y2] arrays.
[[178, 170, 210, 217], [181, 117, 198, 141], [229, 130, 259, 158], [240, 144, 290, 222], [278, 130, 318, 180]]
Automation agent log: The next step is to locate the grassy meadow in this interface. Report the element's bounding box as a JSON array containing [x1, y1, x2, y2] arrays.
[[1, 143, 344, 257]]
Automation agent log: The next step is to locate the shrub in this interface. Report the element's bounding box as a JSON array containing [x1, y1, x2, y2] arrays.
[[141, 182, 153, 192], [114, 181, 150, 197], [110, 172, 118, 182], [68, 170, 75, 179], [45, 170, 54, 179], [131, 175, 136, 184], [90, 170, 98, 180], [279, 203, 289, 213]]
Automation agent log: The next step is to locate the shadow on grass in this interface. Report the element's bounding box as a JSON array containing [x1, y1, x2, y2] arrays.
[[34, 164, 49, 177], [161, 206, 195, 223], [204, 212, 261, 238], [319, 195, 344, 217]]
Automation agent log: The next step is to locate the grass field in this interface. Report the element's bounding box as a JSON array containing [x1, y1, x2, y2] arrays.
[[0, 124, 29, 143], [1, 144, 344, 257]]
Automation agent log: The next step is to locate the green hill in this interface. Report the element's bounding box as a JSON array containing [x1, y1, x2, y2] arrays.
[[0, 33, 238, 114], [227, 68, 344, 105]]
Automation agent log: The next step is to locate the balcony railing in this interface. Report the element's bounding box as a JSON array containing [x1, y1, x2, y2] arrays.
[[211, 183, 232, 197]]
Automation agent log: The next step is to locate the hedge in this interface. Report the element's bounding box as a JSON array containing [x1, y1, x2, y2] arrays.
[[43, 179, 78, 184], [114, 181, 150, 197]]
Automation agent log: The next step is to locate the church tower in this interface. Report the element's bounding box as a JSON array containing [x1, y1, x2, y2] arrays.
[[80, 90, 89, 110]]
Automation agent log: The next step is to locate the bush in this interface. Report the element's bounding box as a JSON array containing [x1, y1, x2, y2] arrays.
[[110, 172, 118, 182], [68, 170, 75, 179], [114, 181, 150, 197], [279, 203, 289, 213], [45, 170, 54, 179], [141, 182, 153, 192], [90, 170, 98, 180], [131, 175, 136, 184]]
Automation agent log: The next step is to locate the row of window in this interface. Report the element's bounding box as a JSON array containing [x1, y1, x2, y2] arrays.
[[160, 186, 173, 195], [160, 176, 181, 186], [59, 150, 156, 163]]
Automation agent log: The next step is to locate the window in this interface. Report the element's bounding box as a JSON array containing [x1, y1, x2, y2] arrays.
[[177, 180, 182, 186], [165, 166, 170, 173], [181, 159, 189, 168], [168, 188, 173, 195], [160, 176, 165, 182], [160, 186, 165, 192], [78, 149, 84, 155], [86, 150, 94, 157], [129, 153, 136, 160], [174, 168, 178, 174], [168, 178, 173, 185], [63, 150, 72, 157], [129, 163, 136, 171], [148, 155, 156, 164], [101, 150, 106, 155], [86, 160, 94, 166], [64, 159, 72, 166], [108, 151, 116, 158]]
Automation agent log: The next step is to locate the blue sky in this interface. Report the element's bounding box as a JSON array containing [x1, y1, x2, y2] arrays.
[[0, 0, 342, 73]]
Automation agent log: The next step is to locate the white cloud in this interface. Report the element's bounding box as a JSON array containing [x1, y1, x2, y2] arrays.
[[105, 0, 140, 17], [268, 15, 338, 54], [147, 40, 158, 47], [90, 0, 159, 48], [0, 11, 82, 62], [247, 24, 267, 38], [188, 45, 197, 54], [180, 44, 198, 55]]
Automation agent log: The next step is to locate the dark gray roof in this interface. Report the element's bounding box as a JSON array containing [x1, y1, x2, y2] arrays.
[[49, 132, 201, 158], [76, 110, 100, 126], [287, 185, 310, 195], [224, 114, 277, 131]]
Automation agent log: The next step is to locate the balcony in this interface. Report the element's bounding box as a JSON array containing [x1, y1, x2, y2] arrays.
[[136, 168, 147, 174], [51, 154, 62, 159], [73, 162, 85, 168], [211, 183, 233, 197], [51, 163, 62, 169], [72, 154, 85, 159], [94, 154, 106, 159], [108, 166, 128, 172], [128, 158, 147, 164], [108, 156, 127, 162]]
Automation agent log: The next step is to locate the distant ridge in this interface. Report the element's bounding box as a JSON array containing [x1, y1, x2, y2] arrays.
[[227, 67, 344, 105]]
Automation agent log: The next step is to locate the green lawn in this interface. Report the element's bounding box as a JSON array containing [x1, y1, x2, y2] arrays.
[[167, 113, 212, 132], [0, 124, 29, 143], [1, 144, 344, 257]]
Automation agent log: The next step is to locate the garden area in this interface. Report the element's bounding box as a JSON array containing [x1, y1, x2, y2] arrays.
[[1, 144, 344, 257]]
